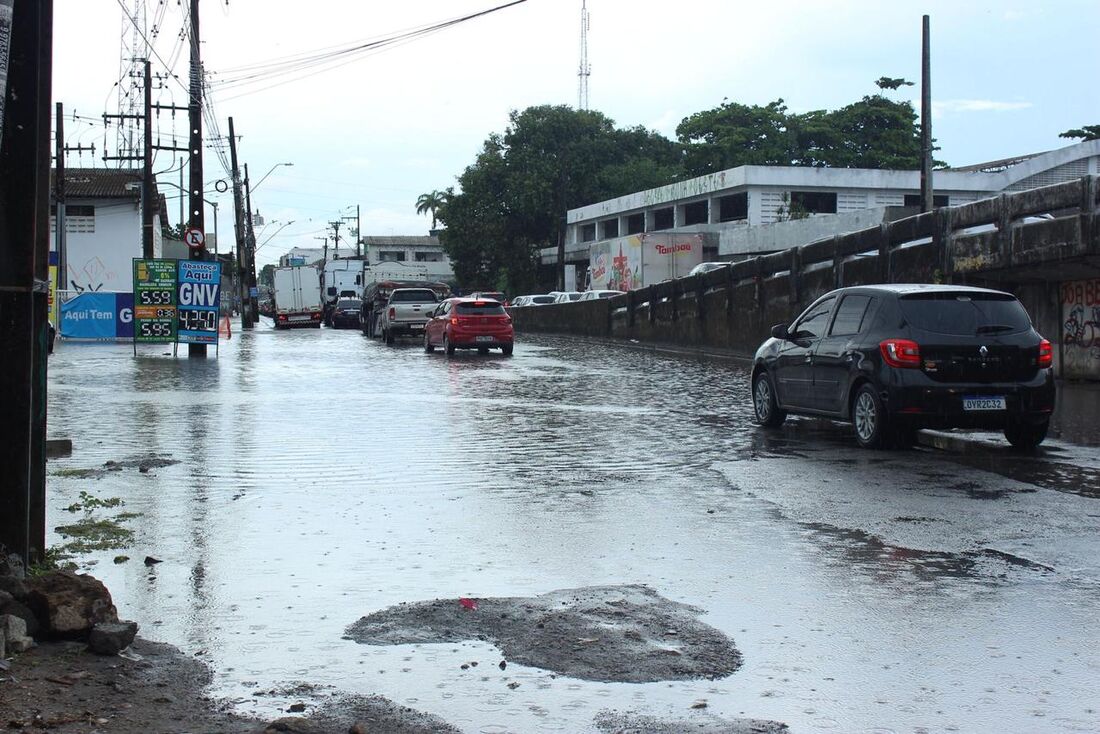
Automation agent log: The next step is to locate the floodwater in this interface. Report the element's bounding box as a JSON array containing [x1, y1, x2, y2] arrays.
[[46, 326, 1100, 733]]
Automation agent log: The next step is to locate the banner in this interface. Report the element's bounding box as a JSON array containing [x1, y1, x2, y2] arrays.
[[60, 292, 122, 339], [133, 259, 177, 343], [176, 260, 222, 345]]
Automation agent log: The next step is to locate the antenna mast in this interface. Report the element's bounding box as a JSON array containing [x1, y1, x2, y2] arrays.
[[577, 1, 590, 110]]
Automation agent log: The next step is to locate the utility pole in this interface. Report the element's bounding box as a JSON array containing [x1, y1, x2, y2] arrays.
[[227, 117, 251, 329], [141, 59, 154, 258], [0, 0, 54, 567], [187, 0, 206, 356], [920, 14, 933, 213], [244, 163, 259, 323], [54, 102, 67, 294], [316, 236, 329, 265], [178, 156, 184, 229], [341, 207, 360, 258], [329, 219, 343, 257]]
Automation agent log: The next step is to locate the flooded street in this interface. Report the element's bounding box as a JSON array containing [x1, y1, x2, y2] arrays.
[[46, 326, 1100, 733]]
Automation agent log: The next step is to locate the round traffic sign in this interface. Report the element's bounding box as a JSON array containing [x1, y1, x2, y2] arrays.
[[184, 227, 206, 250]]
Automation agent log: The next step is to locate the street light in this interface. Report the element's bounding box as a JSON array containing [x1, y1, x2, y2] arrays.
[[251, 162, 293, 193]]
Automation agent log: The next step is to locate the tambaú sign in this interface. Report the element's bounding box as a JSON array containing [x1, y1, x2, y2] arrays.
[[133, 259, 177, 343]]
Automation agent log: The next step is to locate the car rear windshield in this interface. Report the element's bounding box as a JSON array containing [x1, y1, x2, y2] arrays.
[[457, 302, 506, 315], [390, 290, 437, 302], [899, 292, 1031, 335]]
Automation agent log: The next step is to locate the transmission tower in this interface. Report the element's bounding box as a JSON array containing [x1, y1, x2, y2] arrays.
[[113, 0, 148, 165], [577, 1, 591, 110]]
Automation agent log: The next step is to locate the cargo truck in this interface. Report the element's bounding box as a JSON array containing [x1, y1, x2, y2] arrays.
[[272, 265, 323, 329], [321, 258, 364, 326], [586, 233, 705, 291]]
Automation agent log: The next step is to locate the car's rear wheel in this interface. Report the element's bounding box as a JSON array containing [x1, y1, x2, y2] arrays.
[[752, 372, 786, 427], [360, 314, 369, 335], [501, 344, 513, 356], [1005, 420, 1048, 451], [384, 328, 394, 345], [424, 331, 435, 353], [852, 384, 889, 449], [444, 335, 455, 356]]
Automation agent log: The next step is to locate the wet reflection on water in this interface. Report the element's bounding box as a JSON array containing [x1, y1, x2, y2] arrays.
[[45, 329, 1100, 733]]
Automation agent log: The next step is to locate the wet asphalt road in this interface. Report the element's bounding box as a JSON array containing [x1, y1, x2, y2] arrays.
[[46, 323, 1100, 733]]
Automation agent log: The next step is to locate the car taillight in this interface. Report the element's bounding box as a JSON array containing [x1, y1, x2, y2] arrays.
[[1037, 338, 1052, 368], [278, 314, 287, 321], [880, 338, 921, 368], [388, 307, 396, 319]]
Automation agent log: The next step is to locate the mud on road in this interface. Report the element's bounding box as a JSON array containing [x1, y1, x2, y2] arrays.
[[345, 584, 742, 684]]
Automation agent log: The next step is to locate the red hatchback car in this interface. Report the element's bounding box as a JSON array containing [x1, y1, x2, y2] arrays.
[[424, 297, 514, 356]]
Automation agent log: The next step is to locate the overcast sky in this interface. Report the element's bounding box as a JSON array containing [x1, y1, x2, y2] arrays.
[[53, 0, 1100, 266]]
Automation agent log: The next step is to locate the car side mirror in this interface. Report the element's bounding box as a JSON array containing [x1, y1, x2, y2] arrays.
[[770, 323, 790, 340]]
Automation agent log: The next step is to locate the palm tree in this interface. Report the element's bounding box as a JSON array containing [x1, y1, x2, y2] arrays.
[[415, 190, 448, 230]]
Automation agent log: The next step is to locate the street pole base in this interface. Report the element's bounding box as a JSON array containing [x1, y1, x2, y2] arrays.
[[188, 344, 208, 358]]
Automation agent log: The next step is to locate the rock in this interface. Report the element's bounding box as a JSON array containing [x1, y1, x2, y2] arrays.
[[0, 553, 25, 579], [260, 717, 324, 733], [88, 621, 139, 655], [25, 571, 118, 639], [0, 595, 40, 638], [287, 703, 306, 713], [348, 725, 367, 734], [498, 660, 507, 670], [144, 556, 162, 566], [1, 614, 35, 653], [0, 575, 29, 600]]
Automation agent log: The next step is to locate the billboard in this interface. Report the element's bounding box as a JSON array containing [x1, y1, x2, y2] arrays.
[[60, 292, 132, 339], [588, 233, 703, 291], [133, 259, 177, 343], [176, 260, 222, 344]]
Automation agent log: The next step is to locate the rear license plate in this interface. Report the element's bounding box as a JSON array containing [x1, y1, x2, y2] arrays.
[[475, 335, 494, 343], [963, 396, 1006, 411], [410, 324, 424, 330], [289, 315, 309, 322]]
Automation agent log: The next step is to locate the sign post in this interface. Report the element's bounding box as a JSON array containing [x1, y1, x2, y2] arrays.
[[132, 259, 178, 353], [176, 259, 222, 350]]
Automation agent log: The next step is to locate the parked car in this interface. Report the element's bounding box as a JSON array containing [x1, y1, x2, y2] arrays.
[[552, 292, 583, 304], [328, 298, 362, 329], [750, 284, 1055, 450], [511, 294, 556, 307], [688, 262, 730, 277], [469, 291, 508, 306], [424, 297, 514, 356], [579, 289, 625, 301]]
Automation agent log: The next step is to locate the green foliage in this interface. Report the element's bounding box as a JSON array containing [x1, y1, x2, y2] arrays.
[[1060, 125, 1100, 142], [65, 490, 123, 513], [415, 190, 449, 230], [875, 76, 914, 91]]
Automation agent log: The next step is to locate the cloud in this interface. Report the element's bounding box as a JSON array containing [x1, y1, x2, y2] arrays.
[[338, 157, 372, 169], [933, 99, 1033, 115], [646, 110, 682, 137]]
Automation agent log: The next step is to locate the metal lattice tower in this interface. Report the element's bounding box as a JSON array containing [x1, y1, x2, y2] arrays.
[[114, 0, 148, 164], [577, 1, 591, 110]]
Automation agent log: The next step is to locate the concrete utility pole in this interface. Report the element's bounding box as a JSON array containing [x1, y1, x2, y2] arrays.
[[920, 14, 933, 213], [329, 220, 343, 256], [227, 117, 251, 329], [187, 0, 206, 356], [316, 236, 328, 266], [54, 103, 67, 293], [243, 164, 259, 323], [0, 0, 53, 567], [142, 59, 154, 258]]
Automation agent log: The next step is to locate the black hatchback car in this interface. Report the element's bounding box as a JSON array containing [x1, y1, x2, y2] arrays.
[[751, 285, 1055, 449]]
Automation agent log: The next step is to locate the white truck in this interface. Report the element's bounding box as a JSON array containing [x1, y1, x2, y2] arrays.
[[272, 265, 323, 329], [587, 233, 706, 291], [321, 258, 364, 325]]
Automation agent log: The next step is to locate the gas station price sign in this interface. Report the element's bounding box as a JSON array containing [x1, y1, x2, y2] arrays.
[[132, 259, 178, 343], [176, 260, 222, 345]]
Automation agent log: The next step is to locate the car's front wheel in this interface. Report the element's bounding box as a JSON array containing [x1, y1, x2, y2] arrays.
[[1004, 420, 1048, 451], [384, 328, 394, 345], [444, 334, 455, 356], [752, 372, 786, 427], [852, 384, 889, 449]]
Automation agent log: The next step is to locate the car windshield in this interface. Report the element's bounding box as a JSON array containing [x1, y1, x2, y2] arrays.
[[566, 293, 582, 301], [531, 296, 555, 304], [390, 290, 436, 302], [457, 302, 506, 315], [899, 292, 1031, 335]]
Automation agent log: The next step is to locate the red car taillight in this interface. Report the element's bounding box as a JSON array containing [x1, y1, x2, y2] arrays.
[[388, 307, 396, 320], [1037, 338, 1053, 368], [880, 338, 921, 368], [278, 314, 287, 321]]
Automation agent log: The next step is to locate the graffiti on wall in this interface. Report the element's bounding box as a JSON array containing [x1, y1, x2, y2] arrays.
[[1061, 279, 1100, 378]]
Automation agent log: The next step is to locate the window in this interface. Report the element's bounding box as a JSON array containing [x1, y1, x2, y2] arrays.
[[829, 295, 873, 336], [652, 207, 674, 230], [899, 293, 1031, 335], [414, 251, 443, 262], [580, 223, 597, 242], [600, 219, 619, 239], [718, 193, 748, 222], [379, 250, 406, 262], [457, 302, 506, 315], [389, 289, 437, 302], [50, 204, 95, 233], [794, 297, 836, 339], [903, 194, 950, 208], [625, 213, 645, 234], [683, 200, 708, 225], [790, 191, 837, 215]]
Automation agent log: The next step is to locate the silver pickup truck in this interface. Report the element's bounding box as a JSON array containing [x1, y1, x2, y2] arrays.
[[379, 288, 439, 344]]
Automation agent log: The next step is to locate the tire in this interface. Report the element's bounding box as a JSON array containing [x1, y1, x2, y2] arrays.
[[478, 347, 489, 355], [852, 383, 889, 449], [444, 335, 455, 356], [424, 331, 435, 353], [501, 344, 513, 356], [367, 314, 377, 339], [1005, 420, 1048, 451], [384, 328, 395, 345], [751, 371, 787, 427], [360, 314, 369, 335]]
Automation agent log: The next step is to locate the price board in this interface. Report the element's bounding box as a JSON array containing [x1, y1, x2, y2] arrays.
[[176, 260, 222, 345], [132, 259, 178, 343]]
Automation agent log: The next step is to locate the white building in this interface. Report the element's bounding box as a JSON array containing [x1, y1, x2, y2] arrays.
[[558, 140, 1100, 262], [362, 235, 454, 283], [50, 168, 163, 292]]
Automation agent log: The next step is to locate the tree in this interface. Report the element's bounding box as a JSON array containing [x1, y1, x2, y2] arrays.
[[1060, 125, 1100, 142], [875, 76, 914, 91], [677, 99, 799, 175], [415, 190, 448, 230]]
